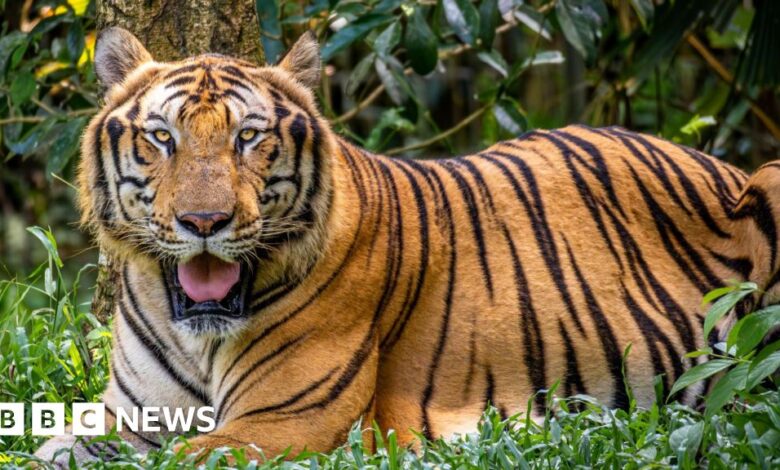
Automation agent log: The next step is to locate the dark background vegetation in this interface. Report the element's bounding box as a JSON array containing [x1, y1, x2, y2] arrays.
[[1, 0, 779, 281]]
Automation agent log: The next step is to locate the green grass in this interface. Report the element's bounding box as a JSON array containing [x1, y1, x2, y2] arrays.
[[2, 228, 780, 468]]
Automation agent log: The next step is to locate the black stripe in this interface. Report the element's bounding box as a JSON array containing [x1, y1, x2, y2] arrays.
[[630, 166, 723, 292], [421, 168, 457, 440], [121, 268, 208, 403], [732, 187, 777, 269], [164, 63, 199, 79], [118, 298, 208, 404], [608, 130, 693, 217], [276, 113, 307, 219], [117, 176, 149, 188], [130, 126, 150, 166], [564, 237, 629, 409], [612, 129, 731, 238], [709, 251, 753, 279], [439, 161, 495, 300], [217, 335, 306, 422], [92, 115, 114, 228], [545, 129, 628, 219], [222, 88, 246, 104], [162, 89, 188, 107], [219, 74, 252, 92], [621, 283, 683, 393], [482, 151, 586, 332], [380, 158, 431, 351], [220, 65, 250, 80], [165, 75, 197, 88], [502, 223, 546, 411], [538, 133, 625, 271], [599, 202, 698, 354], [238, 368, 336, 418], [558, 319, 587, 398]]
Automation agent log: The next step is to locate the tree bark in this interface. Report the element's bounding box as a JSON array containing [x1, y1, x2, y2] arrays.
[[97, 0, 264, 63], [92, 0, 265, 324]]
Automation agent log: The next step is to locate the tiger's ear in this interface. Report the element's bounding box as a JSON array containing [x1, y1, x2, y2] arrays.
[[278, 31, 321, 89], [94, 27, 153, 89]]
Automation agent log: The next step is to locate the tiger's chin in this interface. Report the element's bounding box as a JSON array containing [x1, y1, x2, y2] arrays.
[[162, 254, 254, 337]]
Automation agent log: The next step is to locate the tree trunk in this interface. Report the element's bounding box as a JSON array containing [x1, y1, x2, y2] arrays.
[[92, 0, 265, 324]]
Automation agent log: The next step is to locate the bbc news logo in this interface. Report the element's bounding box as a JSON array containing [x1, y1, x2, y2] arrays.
[[0, 403, 216, 436]]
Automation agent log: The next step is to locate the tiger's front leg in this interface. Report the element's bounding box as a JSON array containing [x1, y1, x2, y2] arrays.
[[32, 402, 158, 467], [195, 325, 379, 459]]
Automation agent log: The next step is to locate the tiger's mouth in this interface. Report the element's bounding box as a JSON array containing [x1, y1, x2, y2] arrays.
[[163, 253, 253, 324]]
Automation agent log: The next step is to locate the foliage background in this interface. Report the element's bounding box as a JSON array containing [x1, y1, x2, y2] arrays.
[[1, 0, 779, 280]]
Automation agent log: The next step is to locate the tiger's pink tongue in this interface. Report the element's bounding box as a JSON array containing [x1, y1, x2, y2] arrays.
[[177, 254, 240, 303]]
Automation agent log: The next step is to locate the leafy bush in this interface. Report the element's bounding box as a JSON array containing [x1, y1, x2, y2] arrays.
[[0, 227, 109, 453], [671, 283, 780, 420]]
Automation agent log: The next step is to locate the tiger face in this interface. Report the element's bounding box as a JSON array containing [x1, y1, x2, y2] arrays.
[[82, 29, 330, 336]]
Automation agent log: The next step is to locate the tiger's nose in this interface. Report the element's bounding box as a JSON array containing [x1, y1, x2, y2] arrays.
[[176, 212, 233, 237]]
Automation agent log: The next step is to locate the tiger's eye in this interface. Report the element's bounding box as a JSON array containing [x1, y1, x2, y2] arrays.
[[239, 129, 258, 141], [154, 130, 171, 142]]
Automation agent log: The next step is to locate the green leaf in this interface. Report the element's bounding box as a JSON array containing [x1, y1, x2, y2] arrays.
[[680, 114, 716, 140], [346, 53, 376, 97], [477, 50, 508, 77], [555, 0, 608, 62], [514, 5, 552, 40], [630, 0, 654, 30], [729, 305, 780, 355], [521, 50, 566, 68], [669, 358, 735, 397], [668, 422, 704, 463], [701, 284, 742, 307], [27, 226, 63, 268], [703, 284, 756, 340], [256, 0, 285, 64], [705, 361, 749, 416], [66, 21, 85, 63], [684, 348, 712, 359], [493, 98, 527, 136], [47, 116, 88, 178], [365, 107, 415, 151], [10, 71, 37, 105], [374, 0, 403, 14], [373, 22, 401, 58], [0, 31, 28, 73], [478, 0, 500, 49], [5, 117, 57, 155], [506, 51, 565, 86], [404, 7, 438, 75], [374, 56, 410, 105], [321, 13, 393, 61], [746, 349, 780, 390], [30, 12, 69, 38], [443, 0, 481, 46]]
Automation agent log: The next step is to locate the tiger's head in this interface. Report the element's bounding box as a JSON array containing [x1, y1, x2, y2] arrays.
[[80, 28, 333, 335]]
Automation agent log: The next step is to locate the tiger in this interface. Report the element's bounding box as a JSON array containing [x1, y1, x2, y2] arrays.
[[35, 27, 779, 465]]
